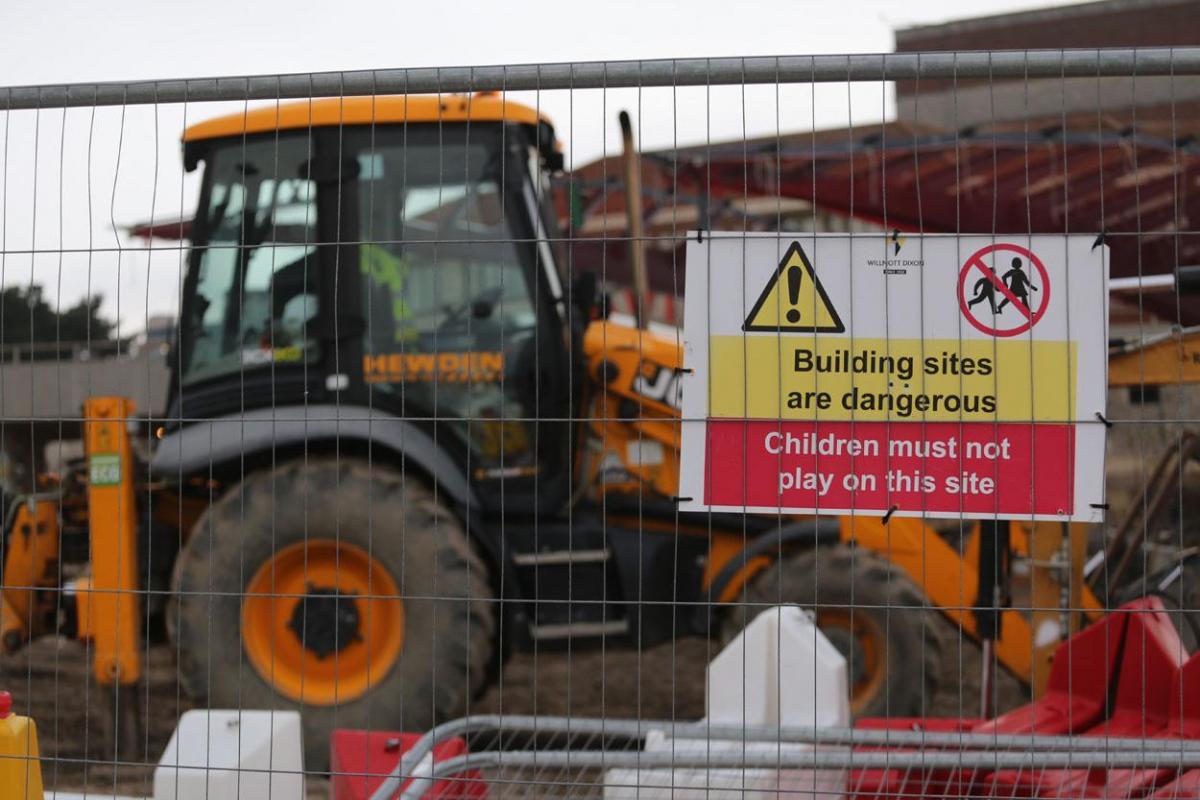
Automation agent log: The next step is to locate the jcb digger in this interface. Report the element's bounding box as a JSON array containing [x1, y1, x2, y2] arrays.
[[1, 93, 1187, 768]]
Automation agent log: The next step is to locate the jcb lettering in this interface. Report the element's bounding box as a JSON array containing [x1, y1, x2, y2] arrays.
[[633, 365, 682, 410]]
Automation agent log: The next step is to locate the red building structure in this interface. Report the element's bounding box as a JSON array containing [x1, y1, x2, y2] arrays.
[[565, 0, 1200, 325]]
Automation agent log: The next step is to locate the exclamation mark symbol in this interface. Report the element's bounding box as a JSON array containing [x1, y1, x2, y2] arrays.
[[785, 265, 803, 324]]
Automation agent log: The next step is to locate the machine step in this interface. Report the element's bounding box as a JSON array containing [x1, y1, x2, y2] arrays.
[[512, 548, 611, 567], [529, 619, 629, 641]]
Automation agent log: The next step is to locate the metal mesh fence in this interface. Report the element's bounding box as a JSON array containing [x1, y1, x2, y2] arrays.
[[0, 46, 1199, 799]]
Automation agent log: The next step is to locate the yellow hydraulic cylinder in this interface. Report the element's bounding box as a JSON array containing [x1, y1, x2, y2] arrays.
[[0, 690, 44, 800], [0, 500, 60, 651], [83, 396, 142, 685]]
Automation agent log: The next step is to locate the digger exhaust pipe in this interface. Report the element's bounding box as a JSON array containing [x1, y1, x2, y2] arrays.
[[1109, 265, 1200, 294], [619, 110, 650, 330]]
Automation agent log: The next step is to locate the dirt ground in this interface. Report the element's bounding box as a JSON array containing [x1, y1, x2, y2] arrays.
[[3, 638, 188, 797], [16, 380, 1175, 795], [8, 611, 1025, 798]]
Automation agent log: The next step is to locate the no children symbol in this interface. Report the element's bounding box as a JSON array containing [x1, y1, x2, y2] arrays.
[[957, 243, 1051, 337]]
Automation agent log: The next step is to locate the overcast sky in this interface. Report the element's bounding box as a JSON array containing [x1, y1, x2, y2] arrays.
[[0, 0, 1093, 334]]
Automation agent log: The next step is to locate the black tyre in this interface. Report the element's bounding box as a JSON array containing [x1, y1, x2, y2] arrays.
[[170, 458, 495, 770], [722, 545, 944, 718]]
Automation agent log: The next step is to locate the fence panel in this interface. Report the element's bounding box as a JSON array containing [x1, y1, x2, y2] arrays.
[[0, 47, 1198, 799]]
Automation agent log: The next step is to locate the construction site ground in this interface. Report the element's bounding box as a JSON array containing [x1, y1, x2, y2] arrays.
[[10, 613, 1023, 798], [7, 385, 1194, 797]]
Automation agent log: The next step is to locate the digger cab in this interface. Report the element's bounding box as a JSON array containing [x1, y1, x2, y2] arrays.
[[167, 94, 575, 513]]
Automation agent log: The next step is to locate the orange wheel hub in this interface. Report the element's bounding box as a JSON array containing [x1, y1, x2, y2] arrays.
[[816, 609, 885, 715], [242, 539, 403, 706]]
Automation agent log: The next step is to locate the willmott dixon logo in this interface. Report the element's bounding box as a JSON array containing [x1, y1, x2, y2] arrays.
[[866, 229, 922, 275]]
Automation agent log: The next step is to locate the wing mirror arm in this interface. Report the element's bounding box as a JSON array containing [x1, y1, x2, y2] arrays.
[[571, 272, 608, 324]]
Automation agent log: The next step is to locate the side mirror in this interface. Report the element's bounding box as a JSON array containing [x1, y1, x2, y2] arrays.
[[543, 148, 565, 173], [537, 121, 564, 173], [572, 272, 608, 323]]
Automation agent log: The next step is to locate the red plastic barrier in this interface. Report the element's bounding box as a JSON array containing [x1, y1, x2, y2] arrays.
[[986, 597, 1187, 799], [1060, 652, 1200, 800], [848, 718, 984, 800], [330, 730, 487, 800], [979, 607, 1130, 738], [850, 599, 1200, 800], [851, 607, 1130, 800], [1149, 769, 1200, 800]]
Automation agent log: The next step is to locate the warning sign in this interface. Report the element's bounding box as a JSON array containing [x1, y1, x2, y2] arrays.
[[679, 233, 1109, 522], [743, 242, 845, 332], [958, 243, 1051, 337]]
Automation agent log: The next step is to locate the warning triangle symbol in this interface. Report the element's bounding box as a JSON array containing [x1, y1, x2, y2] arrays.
[[743, 241, 845, 333]]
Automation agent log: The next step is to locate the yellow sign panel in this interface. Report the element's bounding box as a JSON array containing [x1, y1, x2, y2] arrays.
[[708, 336, 1076, 422], [743, 242, 845, 333]]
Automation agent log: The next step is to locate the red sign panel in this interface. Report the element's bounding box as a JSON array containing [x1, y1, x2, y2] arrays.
[[704, 419, 1074, 517]]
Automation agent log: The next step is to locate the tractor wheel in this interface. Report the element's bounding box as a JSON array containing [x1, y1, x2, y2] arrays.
[[169, 458, 495, 770], [722, 545, 944, 719]]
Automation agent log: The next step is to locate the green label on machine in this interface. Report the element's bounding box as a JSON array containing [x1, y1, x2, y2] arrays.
[[89, 453, 121, 487]]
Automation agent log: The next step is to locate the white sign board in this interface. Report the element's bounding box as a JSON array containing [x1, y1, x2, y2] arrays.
[[679, 233, 1108, 522]]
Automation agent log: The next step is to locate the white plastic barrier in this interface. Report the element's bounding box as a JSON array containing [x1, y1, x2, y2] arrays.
[[153, 709, 305, 800], [604, 606, 850, 800], [706, 604, 850, 727]]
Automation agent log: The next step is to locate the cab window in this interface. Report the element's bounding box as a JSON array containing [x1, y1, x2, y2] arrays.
[[350, 126, 540, 469], [181, 136, 319, 385]]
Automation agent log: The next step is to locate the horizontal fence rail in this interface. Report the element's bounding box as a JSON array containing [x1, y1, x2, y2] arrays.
[[2, 47, 1200, 110], [373, 715, 1200, 800]]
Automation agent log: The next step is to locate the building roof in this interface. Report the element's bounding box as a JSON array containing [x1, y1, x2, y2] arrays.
[[565, 117, 1200, 324], [895, 0, 1199, 50]]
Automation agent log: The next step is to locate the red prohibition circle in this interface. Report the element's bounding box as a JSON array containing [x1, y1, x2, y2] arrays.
[[957, 243, 1051, 337]]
